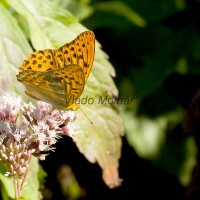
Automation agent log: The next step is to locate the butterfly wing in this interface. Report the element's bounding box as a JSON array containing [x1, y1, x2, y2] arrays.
[[17, 69, 68, 109], [19, 49, 58, 72], [59, 31, 95, 80], [17, 64, 85, 110], [19, 31, 95, 77], [53, 64, 85, 110]]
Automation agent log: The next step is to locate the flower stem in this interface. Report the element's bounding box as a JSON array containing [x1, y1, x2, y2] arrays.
[[20, 155, 32, 194], [14, 178, 20, 199]]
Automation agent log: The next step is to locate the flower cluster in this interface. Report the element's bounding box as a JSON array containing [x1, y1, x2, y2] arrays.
[[0, 95, 76, 179]]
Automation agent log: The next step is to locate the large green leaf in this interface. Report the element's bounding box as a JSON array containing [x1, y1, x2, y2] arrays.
[[52, 0, 93, 21], [6, 0, 124, 188], [0, 4, 32, 95], [0, 4, 40, 199]]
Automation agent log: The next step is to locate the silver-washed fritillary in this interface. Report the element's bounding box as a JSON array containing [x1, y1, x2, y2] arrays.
[[17, 31, 95, 110]]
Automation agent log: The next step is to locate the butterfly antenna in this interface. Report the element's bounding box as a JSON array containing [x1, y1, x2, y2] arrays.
[[80, 107, 93, 124]]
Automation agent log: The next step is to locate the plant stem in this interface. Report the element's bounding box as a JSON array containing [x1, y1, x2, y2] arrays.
[[20, 155, 32, 194], [14, 178, 20, 199]]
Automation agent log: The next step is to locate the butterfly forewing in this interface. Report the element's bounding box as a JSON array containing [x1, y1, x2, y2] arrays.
[[19, 49, 57, 72], [60, 31, 95, 80]]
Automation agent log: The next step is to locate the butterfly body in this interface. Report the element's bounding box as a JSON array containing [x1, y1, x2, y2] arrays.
[[17, 31, 95, 110]]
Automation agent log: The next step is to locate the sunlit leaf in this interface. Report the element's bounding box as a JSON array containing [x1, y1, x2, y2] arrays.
[[6, 0, 124, 188], [0, 4, 32, 95], [52, 0, 93, 21]]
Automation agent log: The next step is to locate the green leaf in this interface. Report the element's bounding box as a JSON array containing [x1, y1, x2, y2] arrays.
[[0, 3, 32, 94], [0, 163, 15, 199], [6, 0, 77, 50], [21, 157, 40, 200], [94, 1, 146, 27], [6, 0, 124, 188], [52, 0, 93, 21]]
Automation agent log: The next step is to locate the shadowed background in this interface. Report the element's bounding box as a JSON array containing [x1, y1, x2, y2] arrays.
[[40, 0, 200, 199]]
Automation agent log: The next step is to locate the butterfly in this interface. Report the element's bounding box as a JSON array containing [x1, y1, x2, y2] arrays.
[[17, 31, 95, 110]]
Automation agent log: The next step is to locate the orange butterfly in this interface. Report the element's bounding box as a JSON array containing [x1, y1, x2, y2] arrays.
[[17, 31, 95, 110]]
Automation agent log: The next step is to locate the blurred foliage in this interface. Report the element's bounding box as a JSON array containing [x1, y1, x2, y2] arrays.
[[81, 0, 200, 188]]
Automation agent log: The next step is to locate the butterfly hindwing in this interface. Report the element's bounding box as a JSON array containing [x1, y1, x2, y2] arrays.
[[17, 64, 85, 110], [17, 69, 68, 109], [53, 64, 85, 107]]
